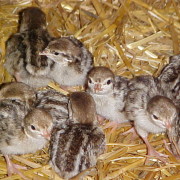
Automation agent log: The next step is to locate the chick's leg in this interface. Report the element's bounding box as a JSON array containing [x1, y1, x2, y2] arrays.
[[142, 136, 168, 163], [4, 155, 28, 179], [135, 124, 168, 163]]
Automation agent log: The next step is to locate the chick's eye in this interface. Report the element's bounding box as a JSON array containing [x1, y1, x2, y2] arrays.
[[107, 80, 112, 85], [88, 79, 92, 83], [31, 125, 36, 130], [54, 52, 59, 55], [152, 114, 158, 120]]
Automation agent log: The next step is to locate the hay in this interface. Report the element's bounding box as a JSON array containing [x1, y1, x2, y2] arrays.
[[0, 0, 180, 179]]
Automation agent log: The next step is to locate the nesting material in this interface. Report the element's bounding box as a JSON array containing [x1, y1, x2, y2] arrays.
[[0, 0, 180, 179]]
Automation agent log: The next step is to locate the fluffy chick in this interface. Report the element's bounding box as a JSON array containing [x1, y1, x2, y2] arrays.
[[4, 7, 53, 88], [0, 98, 53, 178], [49, 92, 105, 179], [86, 66, 129, 130], [39, 36, 93, 89], [125, 88, 178, 162]]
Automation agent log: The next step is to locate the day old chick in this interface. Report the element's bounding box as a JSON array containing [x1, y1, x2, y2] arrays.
[[36, 89, 69, 123], [0, 82, 36, 108], [49, 92, 105, 179], [86, 66, 129, 130], [39, 36, 93, 89], [158, 54, 180, 107], [5, 7, 53, 88], [0, 98, 53, 177], [125, 88, 178, 162]]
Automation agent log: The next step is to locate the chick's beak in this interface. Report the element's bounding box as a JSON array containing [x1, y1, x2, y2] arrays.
[[165, 121, 172, 129], [41, 130, 51, 140], [94, 84, 102, 93], [39, 49, 50, 56]]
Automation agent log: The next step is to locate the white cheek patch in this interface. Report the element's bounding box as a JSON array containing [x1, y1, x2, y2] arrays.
[[153, 119, 166, 129]]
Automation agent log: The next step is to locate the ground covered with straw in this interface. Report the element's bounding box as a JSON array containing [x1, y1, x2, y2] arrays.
[[0, 0, 180, 179]]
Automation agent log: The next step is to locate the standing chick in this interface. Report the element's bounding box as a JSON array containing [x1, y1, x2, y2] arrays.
[[158, 54, 180, 107], [86, 66, 129, 130], [4, 7, 53, 88], [39, 36, 93, 90], [0, 97, 53, 178], [125, 87, 178, 162], [0, 82, 36, 108], [49, 92, 105, 179]]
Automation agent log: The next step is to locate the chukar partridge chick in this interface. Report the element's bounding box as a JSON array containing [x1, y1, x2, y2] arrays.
[[4, 7, 53, 88], [86, 66, 129, 130], [49, 92, 105, 179], [0, 82, 37, 108], [0, 98, 53, 178], [125, 87, 178, 163], [36, 89, 69, 123], [39, 36, 93, 90], [158, 54, 180, 107]]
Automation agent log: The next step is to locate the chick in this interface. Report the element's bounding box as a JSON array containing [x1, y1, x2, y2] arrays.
[[36, 89, 69, 123], [125, 87, 178, 162], [86, 66, 129, 130], [49, 92, 105, 179], [0, 97, 53, 178], [158, 54, 180, 107], [0, 82, 36, 108], [39, 36, 93, 90], [4, 7, 53, 88]]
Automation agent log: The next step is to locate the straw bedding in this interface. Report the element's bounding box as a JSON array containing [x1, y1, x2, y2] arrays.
[[0, 0, 179, 179]]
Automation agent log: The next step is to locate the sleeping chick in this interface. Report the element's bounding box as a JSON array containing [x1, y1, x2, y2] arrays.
[[4, 7, 53, 88], [39, 36, 93, 90], [49, 92, 105, 179]]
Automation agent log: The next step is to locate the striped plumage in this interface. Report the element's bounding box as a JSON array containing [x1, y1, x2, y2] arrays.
[[4, 7, 53, 88], [158, 54, 180, 158], [50, 123, 105, 179], [0, 92, 53, 177], [36, 89, 69, 123], [125, 75, 178, 162], [40, 36, 93, 87], [158, 54, 180, 107], [49, 92, 105, 179]]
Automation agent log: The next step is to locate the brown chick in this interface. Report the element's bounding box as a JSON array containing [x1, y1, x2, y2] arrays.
[[49, 92, 105, 179], [39, 36, 93, 90], [0, 82, 36, 108], [0, 97, 53, 178], [4, 7, 53, 88]]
